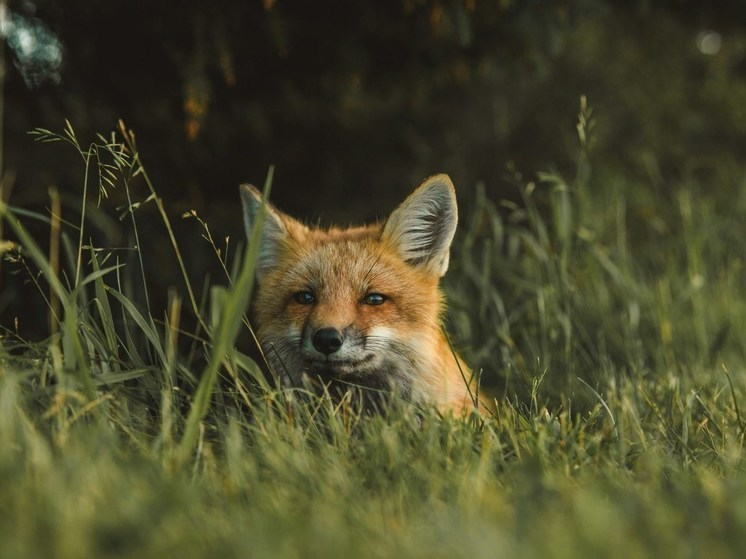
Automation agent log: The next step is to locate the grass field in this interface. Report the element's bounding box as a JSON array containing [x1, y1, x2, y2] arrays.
[[1, 113, 745, 558]]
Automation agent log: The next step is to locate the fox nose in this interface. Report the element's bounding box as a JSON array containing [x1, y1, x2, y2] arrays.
[[312, 327, 344, 355]]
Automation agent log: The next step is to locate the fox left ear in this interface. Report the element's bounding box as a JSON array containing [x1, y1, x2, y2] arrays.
[[239, 184, 288, 283], [382, 174, 458, 277]]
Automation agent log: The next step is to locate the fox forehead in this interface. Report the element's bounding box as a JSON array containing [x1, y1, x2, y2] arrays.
[[270, 226, 434, 295]]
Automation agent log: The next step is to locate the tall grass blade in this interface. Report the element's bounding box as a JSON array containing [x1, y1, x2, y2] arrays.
[[0, 202, 94, 398], [175, 166, 274, 467], [90, 248, 120, 371], [106, 287, 167, 365]]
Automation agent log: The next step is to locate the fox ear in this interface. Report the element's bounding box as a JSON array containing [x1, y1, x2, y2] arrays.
[[239, 184, 288, 283], [382, 174, 458, 277]]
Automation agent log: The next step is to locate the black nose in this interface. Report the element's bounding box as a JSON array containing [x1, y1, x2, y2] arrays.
[[312, 327, 344, 355]]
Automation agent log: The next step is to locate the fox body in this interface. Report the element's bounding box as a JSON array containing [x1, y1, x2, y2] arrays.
[[240, 174, 476, 414]]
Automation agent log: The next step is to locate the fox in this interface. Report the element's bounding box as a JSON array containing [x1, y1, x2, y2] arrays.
[[240, 174, 480, 415]]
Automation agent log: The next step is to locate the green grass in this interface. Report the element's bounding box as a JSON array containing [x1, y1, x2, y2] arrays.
[[1, 111, 745, 558]]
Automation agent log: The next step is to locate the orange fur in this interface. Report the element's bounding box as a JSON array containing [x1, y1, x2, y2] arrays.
[[240, 174, 480, 415]]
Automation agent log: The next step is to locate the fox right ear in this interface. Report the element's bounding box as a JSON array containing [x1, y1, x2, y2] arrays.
[[382, 174, 458, 277], [239, 184, 288, 283]]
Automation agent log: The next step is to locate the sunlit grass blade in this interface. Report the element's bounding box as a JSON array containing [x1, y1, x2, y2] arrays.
[[175, 165, 274, 467]]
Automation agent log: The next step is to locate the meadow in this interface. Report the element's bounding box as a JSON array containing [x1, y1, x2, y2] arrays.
[[1, 108, 746, 558]]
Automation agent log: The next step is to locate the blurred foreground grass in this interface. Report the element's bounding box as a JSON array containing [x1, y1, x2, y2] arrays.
[[1, 112, 745, 558]]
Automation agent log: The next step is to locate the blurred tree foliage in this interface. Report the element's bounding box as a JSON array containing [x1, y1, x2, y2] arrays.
[[2, 0, 746, 338]]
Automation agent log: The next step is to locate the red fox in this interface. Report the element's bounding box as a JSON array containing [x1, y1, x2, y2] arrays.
[[240, 174, 480, 415]]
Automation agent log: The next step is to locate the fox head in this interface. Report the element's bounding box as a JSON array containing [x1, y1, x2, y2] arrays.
[[240, 174, 462, 409]]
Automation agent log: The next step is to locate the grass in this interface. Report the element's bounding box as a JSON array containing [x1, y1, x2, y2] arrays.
[[1, 107, 746, 558]]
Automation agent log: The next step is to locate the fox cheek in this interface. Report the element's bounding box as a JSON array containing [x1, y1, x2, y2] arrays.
[[366, 325, 396, 344]]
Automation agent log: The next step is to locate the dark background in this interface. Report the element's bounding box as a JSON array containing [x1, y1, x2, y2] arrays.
[[2, 0, 745, 341]]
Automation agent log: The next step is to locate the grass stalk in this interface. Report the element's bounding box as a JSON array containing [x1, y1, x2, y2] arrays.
[[118, 120, 207, 332], [48, 186, 61, 340]]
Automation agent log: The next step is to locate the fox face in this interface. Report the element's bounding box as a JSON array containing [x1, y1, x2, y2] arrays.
[[240, 175, 475, 413]]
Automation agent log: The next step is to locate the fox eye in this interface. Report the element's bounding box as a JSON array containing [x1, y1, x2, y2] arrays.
[[293, 291, 315, 305], [363, 293, 386, 306]]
